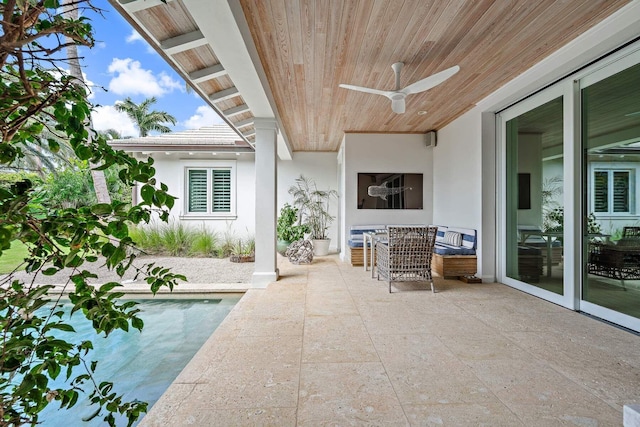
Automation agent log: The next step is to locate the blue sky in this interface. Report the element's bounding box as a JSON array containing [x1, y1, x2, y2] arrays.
[[80, 0, 224, 137]]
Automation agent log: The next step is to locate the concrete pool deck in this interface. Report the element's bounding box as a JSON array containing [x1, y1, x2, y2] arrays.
[[140, 255, 640, 426]]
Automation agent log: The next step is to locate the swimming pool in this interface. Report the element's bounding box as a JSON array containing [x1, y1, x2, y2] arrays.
[[38, 295, 241, 426]]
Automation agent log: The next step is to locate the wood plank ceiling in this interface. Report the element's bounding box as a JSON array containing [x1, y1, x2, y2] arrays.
[[239, 0, 630, 152], [111, 0, 630, 153]]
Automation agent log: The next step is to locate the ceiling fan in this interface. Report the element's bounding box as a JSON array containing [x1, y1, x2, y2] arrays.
[[339, 62, 460, 114]]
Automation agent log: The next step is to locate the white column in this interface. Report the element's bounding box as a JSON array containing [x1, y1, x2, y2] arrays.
[[252, 118, 278, 287]]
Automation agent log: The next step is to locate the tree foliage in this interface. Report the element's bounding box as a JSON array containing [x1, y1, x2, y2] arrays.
[[0, 1, 185, 425]]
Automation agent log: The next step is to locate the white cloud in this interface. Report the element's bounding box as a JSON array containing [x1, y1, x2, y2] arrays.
[[126, 30, 144, 44], [91, 105, 138, 137], [125, 29, 156, 54], [183, 105, 224, 129], [107, 57, 182, 97]]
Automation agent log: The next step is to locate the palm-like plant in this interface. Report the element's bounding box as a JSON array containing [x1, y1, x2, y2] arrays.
[[115, 97, 177, 137], [288, 175, 337, 240]]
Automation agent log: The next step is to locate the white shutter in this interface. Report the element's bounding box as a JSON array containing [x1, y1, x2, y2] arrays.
[[188, 170, 208, 212], [613, 171, 629, 213], [594, 171, 608, 213], [212, 169, 231, 212]]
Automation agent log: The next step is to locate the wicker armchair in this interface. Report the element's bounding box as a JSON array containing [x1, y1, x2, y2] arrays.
[[375, 226, 438, 293]]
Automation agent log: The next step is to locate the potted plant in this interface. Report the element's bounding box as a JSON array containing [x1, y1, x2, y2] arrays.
[[288, 175, 338, 256], [276, 203, 308, 255], [230, 237, 255, 263]]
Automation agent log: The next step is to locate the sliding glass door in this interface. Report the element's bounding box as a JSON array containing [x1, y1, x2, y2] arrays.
[[580, 54, 640, 330], [498, 44, 640, 331], [500, 85, 571, 306]]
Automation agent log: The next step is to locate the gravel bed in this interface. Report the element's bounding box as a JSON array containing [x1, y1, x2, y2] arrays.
[[1, 256, 254, 286]]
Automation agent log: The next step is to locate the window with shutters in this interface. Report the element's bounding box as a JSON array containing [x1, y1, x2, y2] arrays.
[[593, 169, 633, 214], [184, 163, 236, 217]]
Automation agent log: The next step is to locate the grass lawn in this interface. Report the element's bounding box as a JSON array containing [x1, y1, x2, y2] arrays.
[[0, 241, 29, 274]]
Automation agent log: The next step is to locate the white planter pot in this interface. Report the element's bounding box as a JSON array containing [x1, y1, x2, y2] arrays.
[[312, 239, 330, 256]]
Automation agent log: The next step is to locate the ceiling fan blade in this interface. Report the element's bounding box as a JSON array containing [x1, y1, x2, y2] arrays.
[[339, 84, 391, 98], [401, 65, 460, 95], [391, 98, 405, 114]]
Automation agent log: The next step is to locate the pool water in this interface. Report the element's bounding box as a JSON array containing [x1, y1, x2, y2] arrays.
[[38, 296, 241, 426]]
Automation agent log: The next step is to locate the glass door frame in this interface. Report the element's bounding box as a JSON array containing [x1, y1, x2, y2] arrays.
[[497, 83, 578, 309]]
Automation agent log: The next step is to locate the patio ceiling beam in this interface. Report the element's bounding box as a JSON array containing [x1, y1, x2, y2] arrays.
[[117, 0, 173, 13], [242, 129, 256, 138], [209, 87, 240, 103], [189, 64, 227, 84], [160, 30, 207, 56], [223, 104, 250, 117]]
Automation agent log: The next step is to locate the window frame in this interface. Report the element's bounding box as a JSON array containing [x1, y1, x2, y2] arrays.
[[182, 160, 237, 219], [591, 166, 635, 216]]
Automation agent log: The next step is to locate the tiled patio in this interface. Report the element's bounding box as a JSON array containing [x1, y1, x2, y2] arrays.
[[140, 255, 640, 426]]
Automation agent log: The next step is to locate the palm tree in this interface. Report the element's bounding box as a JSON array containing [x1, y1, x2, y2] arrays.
[[115, 97, 177, 137], [63, 0, 111, 204]]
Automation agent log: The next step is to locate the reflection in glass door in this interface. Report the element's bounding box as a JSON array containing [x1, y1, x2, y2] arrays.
[[582, 61, 640, 323], [505, 97, 564, 295]]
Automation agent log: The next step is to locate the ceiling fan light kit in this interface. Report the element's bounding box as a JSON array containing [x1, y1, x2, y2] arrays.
[[339, 62, 460, 114]]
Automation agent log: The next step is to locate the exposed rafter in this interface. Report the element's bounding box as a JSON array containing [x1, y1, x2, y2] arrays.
[[117, 0, 173, 13], [234, 118, 253, 128], [160, 30, 208, 55], [223, 104, 250, 117], [209, 87, 240, 103], [189, 64, 227, 84]]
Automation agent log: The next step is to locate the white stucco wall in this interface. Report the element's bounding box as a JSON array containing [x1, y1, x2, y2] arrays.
[[340, 133, 434, 260], [433, 111, 482, 229], [277, 152, 340, 250]]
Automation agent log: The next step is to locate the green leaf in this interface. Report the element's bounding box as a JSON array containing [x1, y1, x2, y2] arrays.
[[91, 203, 112, 215], [131, 317, 144, 331], [140, 185, 154, 204], [48, 138, 60, 153], [76, 145, 92, 160], [99, 282, 122, 293], [42, 267, 59, 276], [48, 323, 75, 332]]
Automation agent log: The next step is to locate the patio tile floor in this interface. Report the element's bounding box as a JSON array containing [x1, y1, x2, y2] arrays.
[[140, 255, 639, 426]]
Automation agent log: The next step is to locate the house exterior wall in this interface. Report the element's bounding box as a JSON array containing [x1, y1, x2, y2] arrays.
[[139, 152, 340, 248], [339, 133, 434, 261], [142, 153, 257, 239]]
